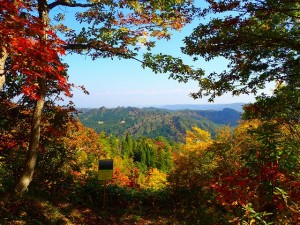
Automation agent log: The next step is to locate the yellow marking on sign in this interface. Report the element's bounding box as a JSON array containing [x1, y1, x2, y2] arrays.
[[98, 170, 113, 181]]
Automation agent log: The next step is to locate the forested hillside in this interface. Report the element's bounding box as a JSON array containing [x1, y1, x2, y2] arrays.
[[78, 107, 241, 141]]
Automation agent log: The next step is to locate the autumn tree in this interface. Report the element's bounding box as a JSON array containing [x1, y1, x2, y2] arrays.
[[168, 127, 213, 193], [0, 0, 195, 196], [167, 126, 228, 224]]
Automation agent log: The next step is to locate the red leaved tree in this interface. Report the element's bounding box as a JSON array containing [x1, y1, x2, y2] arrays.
[[1, 0, 195, 196]]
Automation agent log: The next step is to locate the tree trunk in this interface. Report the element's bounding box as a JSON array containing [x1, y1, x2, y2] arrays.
[[0, 47, 8, 90], [14, 79, 46, 195], [13, 0, 49, 196]]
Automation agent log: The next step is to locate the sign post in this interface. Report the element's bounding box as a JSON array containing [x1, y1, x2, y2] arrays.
[[98, 159, 113, 208]]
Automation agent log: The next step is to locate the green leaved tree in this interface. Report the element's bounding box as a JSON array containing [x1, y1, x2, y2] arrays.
[[144, 0, 300, 100]]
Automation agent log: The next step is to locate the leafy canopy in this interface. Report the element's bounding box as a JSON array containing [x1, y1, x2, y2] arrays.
[[144, 0, 300, 101], [183, 0, 300, 100]]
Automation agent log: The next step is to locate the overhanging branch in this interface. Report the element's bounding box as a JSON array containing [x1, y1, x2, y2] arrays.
[[64, 43, 144, 63], [48, 0, 96, 10]]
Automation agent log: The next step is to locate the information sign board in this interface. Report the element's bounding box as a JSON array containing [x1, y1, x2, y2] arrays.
[[98, 159, 113, 181]]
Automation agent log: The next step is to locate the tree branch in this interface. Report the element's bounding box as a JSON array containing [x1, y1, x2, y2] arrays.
[[48, 0, 96, 10], [64, 43, 145, 63]]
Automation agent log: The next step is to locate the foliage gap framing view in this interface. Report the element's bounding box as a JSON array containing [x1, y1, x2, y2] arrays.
[[1, 0, 300, 224]]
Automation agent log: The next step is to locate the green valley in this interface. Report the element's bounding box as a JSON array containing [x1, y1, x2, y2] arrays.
[[77, 107, 241, 142]]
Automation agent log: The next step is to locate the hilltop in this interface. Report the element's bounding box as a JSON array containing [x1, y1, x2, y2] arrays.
[[157, 103, 245, 112]]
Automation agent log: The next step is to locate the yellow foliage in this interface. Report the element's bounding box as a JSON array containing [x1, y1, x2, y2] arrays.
[[141, 168, 167, 190], [215, 126, 233, 143], [234, 119, 261, 136], [184, 126, 212, 152]]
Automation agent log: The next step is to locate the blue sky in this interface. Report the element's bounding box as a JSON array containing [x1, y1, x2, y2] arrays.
[[61, 8, 272, 108]]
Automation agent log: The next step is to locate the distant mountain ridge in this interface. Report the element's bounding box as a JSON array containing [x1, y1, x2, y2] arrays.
[[78, 107, 242, 142], [158, 103, 245, 112]]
